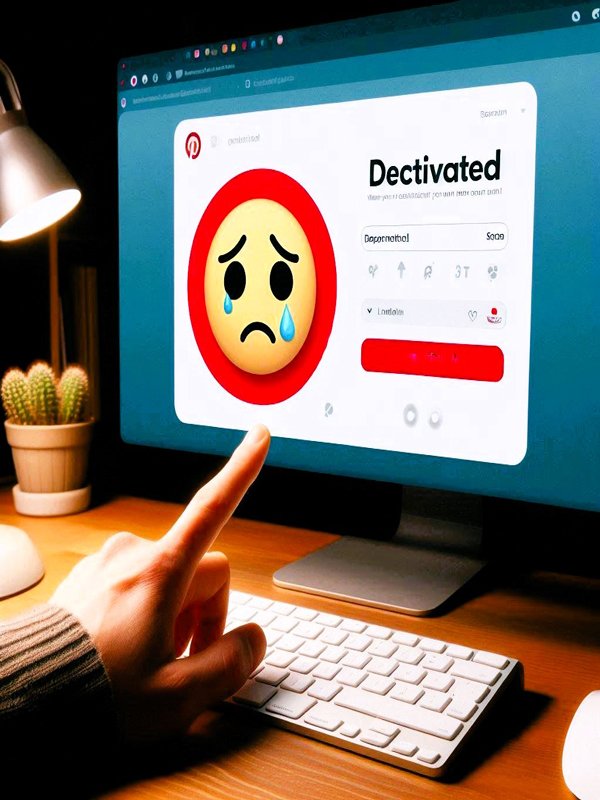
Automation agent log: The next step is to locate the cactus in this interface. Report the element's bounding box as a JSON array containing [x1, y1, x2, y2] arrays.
[[58, 365, 90, 423], [1, 368, 34, 424], [26, 361, 59, 424], [1, 360, 91, 425]]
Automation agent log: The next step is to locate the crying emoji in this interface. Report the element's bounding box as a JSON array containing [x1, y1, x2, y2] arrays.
[[205, 197, 317, 375]]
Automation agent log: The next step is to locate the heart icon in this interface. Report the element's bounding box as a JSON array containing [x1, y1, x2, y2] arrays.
[[468, 310, 477, 321]]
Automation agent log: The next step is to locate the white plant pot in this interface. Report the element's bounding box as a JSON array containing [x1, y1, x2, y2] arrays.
[[4, 420, 94, 516]]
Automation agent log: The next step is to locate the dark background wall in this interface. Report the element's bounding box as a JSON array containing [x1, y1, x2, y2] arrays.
[[1, 3, 597, 575], [0, 3, 437, 506]]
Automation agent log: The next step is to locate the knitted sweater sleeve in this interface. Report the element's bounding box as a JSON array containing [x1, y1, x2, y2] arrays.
[[0, 603, 117, 793]]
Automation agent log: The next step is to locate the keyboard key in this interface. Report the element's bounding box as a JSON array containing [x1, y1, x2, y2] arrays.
[[278, 634, 304, 652], [264, 629, 283, 647], [294, 622, 324, 639], [233, 680, 277, 707], [366, 625, 392, 640], [371, 720, 400, 738], [290, 656, 319, 674], [392, 631, 420, 646], [230, 591, 251, 605], [293, 607, 319, 621], [450, 678, 490, 703], [395, 646, 424, 665], [298, 640, 327, 659], [254, 611, 277, 627], [315, 613, 342, 627], [473, 651, 510, 669], [308, 680, 342, 702], [366, 656, 398, 677], [391, 740, 418, 757], [420, 637, 447, 653], [321, 628, 349, 646], [335, 687, 464, 740], [390, 682, 423, 704], [361, 720, 399, 746], [312, 662, 342, 681], [321, 646, 347, 663], [230, 606, 256, 622], [450, 660, 501, 686], [256, 666, 289, 686], [421, 653, 453, 672], [336, 667, 367, 687], [281, 673, 315, 693], [341, 651, 371, 670], [362, 674, 395, 695], [417, 749, 441, 764], [393, 664, 427, 685], [265, 650, 297, 669], [447, 698, 478, 721], [248, 596, 273, 610], [271, 616, 298, 633], [360, 729, 396, 747], [446, 644, 474, 660], [339, 722, 360, 738], [305, 710, 344, 731], [422, 672, 454, 692], [340, 619, 367, 633], [272, 602, 296, 616], [266, 690, 316, 719], [368, 640, 398, 658], [345, 634, 372, 652], [420, 691, 452, 713]]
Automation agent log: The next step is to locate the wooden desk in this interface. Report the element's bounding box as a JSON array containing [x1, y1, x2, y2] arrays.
[[1, 489, 598, 799]]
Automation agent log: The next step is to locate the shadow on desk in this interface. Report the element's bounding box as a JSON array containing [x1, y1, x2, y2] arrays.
[[75, 689, 550, 798], [83, 709, 272, 798], [444, 688, 550, 783]]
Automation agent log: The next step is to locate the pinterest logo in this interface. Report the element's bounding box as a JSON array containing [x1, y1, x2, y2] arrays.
[[185, 132, 201, 159]]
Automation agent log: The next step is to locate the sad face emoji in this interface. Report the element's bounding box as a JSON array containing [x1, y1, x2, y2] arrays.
[[188, 169, 336, 404]]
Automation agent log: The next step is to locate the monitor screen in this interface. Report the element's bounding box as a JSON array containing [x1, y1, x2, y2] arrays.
[[117, 1, 600, 520]]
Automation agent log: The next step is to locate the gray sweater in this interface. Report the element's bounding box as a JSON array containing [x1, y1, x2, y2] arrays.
[[0, 604, 116, 795]]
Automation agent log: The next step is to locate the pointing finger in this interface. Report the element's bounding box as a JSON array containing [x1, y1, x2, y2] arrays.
[[160, 424, 270, 582]]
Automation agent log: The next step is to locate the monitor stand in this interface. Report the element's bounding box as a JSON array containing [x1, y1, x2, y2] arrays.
[[273, 486, 487, 616]]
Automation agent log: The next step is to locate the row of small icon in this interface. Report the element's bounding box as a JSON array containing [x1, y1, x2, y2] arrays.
[[187, 34, 284, 59], [571, 8, 600, 21], [367, 262, 500, 280], [325, 400, 443, 428], [120, 34, 285, 90]]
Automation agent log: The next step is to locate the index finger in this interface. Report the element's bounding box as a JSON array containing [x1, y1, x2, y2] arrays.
[[160, 424, 270, 569]]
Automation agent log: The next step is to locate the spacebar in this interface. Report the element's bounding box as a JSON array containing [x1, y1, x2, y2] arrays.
[[334, 687, 463, 740]]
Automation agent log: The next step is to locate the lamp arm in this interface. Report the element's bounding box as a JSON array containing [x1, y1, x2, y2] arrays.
[[0, 59, 24, 115]]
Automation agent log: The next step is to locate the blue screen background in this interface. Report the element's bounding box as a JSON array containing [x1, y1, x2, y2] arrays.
[[119, 24, 600, 511]]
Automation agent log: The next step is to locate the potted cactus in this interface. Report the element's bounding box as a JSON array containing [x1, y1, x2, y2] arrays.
[[1, 361, 94, 516]]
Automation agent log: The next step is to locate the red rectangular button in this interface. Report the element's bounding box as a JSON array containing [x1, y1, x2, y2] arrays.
[[361, 339, 504, 382]]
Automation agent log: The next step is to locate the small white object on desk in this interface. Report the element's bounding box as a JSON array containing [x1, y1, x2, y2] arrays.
[[0, 524, 45, 598], [562, 690, 600, 800]]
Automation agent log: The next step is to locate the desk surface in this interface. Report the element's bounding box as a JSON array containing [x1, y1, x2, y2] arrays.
[[1, 488, 598, 800]]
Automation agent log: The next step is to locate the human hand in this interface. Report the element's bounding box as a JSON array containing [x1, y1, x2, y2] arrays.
[[50, 424, 270, 744]]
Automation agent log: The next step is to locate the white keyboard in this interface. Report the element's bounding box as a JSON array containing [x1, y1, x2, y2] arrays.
[[225, 591, 524, 778]]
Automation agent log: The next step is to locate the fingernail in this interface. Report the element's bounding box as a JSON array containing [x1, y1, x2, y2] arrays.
[[241, 624, 266, 671], [243, 424, 269, 446]]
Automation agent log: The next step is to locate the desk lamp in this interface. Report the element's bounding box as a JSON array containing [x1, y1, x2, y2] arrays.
[[0, 57, 81, 598]]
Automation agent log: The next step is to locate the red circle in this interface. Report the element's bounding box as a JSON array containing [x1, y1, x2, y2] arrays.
[[188, 169, 337, 404]]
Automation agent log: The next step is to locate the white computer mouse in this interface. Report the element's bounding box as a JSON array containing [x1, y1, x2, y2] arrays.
[[562, 690, 600, 800], [0, 524, 45, 598]]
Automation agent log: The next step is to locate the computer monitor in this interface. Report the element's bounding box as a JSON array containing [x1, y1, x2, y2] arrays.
[[117, 1, 600, 615]]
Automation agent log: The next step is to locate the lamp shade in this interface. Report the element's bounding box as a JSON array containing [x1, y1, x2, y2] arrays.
[[0, 60, 81, 241]]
